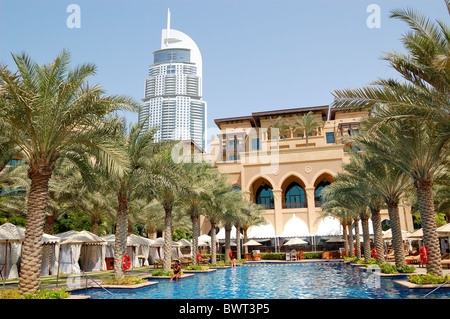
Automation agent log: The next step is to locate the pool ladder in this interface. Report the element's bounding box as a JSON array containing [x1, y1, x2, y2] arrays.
[[56, 266, 114, 297], [424, 277, 450, 298]]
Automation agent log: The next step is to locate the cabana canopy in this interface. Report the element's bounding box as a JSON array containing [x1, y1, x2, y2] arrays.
[[0, 222, 61, 244], [408, 228, 423, 239], [150, 237, 180, 247], [58, 230, 106, 245], [382, 229, 411, 240], [177, 238, 191, 247], [0, 223, 61, 279], [437, 223, 450, 236]]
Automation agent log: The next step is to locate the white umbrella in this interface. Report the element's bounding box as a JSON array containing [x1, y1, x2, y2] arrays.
[[243, 240, 262, 246], [283, 238, 308, 246]]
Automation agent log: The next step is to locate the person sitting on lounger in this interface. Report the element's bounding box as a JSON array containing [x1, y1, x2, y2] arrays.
[[170, 260, 181, 282]]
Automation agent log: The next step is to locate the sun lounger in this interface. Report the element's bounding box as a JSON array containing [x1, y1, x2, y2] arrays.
[[441, 260, 450, 269]]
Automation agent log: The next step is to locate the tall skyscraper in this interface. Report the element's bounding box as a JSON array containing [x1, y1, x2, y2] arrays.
[[140, 9, 207, 150]]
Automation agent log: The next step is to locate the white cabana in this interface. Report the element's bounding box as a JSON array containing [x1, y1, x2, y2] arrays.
[[0, 223, 61, 279], [150, 238, 182, 260], [56, 230, 106, 274], [101, 234, 154, 268], [177, 238, 191, 247], [247, 222, 276, 239], [217, 226, 243, 240], [198, 234, 212, 244], [315, 217, 342, 236], [280, 215, 311, 237]]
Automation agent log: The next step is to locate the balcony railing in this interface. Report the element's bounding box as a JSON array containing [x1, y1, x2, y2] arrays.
[[282, 202, 307, 209]]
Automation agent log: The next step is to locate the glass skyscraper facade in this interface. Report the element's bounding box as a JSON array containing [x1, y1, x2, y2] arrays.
[[139, 10, 207, 150]]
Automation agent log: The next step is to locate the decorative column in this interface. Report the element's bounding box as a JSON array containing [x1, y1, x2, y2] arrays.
[[272, 189, 283, 236], [305, 187, 316, 233]]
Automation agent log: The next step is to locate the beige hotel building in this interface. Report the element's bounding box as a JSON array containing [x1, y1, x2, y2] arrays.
[[199, 105, 414, 238]]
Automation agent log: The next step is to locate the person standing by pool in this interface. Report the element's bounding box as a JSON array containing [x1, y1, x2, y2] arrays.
[[170, 260, 181, 282]]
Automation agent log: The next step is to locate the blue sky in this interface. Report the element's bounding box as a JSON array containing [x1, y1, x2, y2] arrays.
[[0, 0, 447, 147]]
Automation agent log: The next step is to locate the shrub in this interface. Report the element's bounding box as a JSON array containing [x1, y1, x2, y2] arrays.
[[397, 265, 416, 273], [261, 253, 285, 260], [344, 256, 359, 263], [378, 263, 398, 274], [304, 252, 322, 259], [408, 274, 450, 285], [185, 265, 209, 271], [101, 276, 147, 285], [151, 270, 183, 276], [0, 287, 70, 299]]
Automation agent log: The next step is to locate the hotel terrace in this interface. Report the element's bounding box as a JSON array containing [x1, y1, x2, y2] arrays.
[[200, 105, 414, 239]]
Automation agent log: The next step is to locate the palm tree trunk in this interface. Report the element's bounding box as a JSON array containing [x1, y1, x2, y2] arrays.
[[361, 217, 371, 260], [114, 194, 128, 279], [387, 200, 406, 268], [371, 207, 385, 264], [243, 227, 249, 254], [44, 212, 55, 235], [163, 206, 173, 273], [416, 181, 443, 277], [354, 218, 361, 259], [18, 165, 52, 294], [347, 221, 355, 257], [191, 212, 199, 266], [225, 224, 232, 262], [92, 217, 99, 235], [342, 222, 349, 256], [210, 222, 217, 264], [235, 224, 241, 260]]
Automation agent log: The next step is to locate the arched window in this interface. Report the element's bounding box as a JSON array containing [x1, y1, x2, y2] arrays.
[[232, 186, 241, 191], [284, 182, 306, 208], [255, 184, 274, 209], [315, 179, 331, 207]]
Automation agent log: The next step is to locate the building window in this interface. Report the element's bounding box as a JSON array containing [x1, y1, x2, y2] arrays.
[[315, 179, 331, 207], [232, 186, 241, 191], [284, 183, 307, 208], [326, 132, 335, 144], [256, 185, 274, 209], [252, 138, 260, 150]]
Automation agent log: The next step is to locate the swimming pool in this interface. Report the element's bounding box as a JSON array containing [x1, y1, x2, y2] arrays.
[[71, 262, 450, 299]]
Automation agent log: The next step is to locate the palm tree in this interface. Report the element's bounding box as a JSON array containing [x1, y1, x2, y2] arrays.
[[331, 2, 449, 275], [220, 190, 245, 262], [145, 144, 186, 273], [293, 111, 324, 146], [354, 120, 446, 275], [0, 51, 137, 293], [201, 176, 233, 264], [240, 202, 265, 255], [178, 162, 217, 265], [106, 121, 162, 279], [269, 116, 290, 139]]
